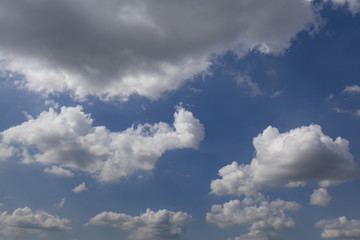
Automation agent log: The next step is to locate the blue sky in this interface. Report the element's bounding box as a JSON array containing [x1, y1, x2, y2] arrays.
[[1, 1, 360, 240]]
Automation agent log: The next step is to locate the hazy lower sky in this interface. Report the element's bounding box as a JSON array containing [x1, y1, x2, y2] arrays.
[[1, 1, 360, 239]]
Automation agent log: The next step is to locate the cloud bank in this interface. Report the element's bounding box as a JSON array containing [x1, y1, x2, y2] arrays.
[[0, 207, 71, 232], [0, 105, 204, 182], [87, 208, 192, 240], [211, 125, 359, 196], [0, 0, 319, 100]]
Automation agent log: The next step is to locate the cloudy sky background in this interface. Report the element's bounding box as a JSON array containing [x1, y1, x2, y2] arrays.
[[1, 0, 360, 239]]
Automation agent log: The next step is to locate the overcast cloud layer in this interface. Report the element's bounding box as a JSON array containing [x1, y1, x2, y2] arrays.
[[0, 105, 204, 182], [87, 208, 192, 240], [211, 125, 359, 196], [0, 0, 320, 100]]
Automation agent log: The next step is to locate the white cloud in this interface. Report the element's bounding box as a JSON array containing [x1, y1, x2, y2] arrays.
[[315, 216, 360, 239], [72, 182, 87, 194], [44, 166, 74, 177], [211, 125, 359, 196], [0, 206, 71, 232], [325, 0, 360, 14], [0, 105, 204, 182], [310, 188, 332, 207], [0, 0, 318, 100], [236, 74, 262, 97], [54, 198, 66, 209], [87, 208, 192, 240], [207, 195, 300, 240], [343, 85, 360, 94]]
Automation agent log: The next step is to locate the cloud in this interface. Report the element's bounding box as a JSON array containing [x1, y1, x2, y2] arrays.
[[315, 216, 360, 239], [235, 74, 262, 97], [44, 166, 74, 177], [343, 85, 360, 94], [54, 198, 66, 209], [72, 182, 87, 193], [211, 125, 359, 196], [207, 195, 300, 240], [310, 188, 332, 207], [87, 208, 192, 240], [325, 0, 360, 15], [0, 0, 318, 100], [0, 206, 71, 232], [0, 105, 204, 182]]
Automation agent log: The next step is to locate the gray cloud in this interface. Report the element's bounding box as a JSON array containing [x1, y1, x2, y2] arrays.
[[0, 105, 204, 182], [211, 125, 359, 196], [87, 208, 192, 240], [0, 207, 71, 232], [0, 0, 317, 100], [72, 182, 87, 193], [315, 216, 360, 239]]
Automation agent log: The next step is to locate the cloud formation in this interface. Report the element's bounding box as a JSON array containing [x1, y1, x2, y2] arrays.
[[0, 0, 318, 100], [211, 125, 359, 196], [325, 0, 360, 15], [72, 182, 87, 193], [310, 188, 332, 207], [0, 207, 71, 232], [87, 208, 192, 240], [315, 216, 360, 239], [207, 195, 300, 240], [0, 105, 204, 182], [343, 85, 360, 94]]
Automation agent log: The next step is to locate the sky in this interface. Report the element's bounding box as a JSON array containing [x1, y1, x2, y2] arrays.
[[0, 0, 360, 239]]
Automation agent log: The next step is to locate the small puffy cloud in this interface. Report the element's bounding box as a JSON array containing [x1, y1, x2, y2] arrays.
[[0, 0, 317, 100], [54, 198, 66, 209], [315, 216, 360, 239], [0, 105, 204, 182], [342, 85, 360, 94], [72, 182, 87, 194], [44, 166, 74, 177], [235, 74, 262, 97], [310, 188, 332, 207], [207, 196, 300, 240], [211, 125, 359, 196], [87, 208, 192, 240], [0, 206, 71, 232]]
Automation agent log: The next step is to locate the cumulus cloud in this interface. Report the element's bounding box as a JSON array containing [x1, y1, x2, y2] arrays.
[[87, 208, 192, 240], [0, 0, 319, 100], [0, 105, 204, 182], [0, 206, 71, 232], [343, 85, 360, 94], [310, 188, 332, 207], [315, 216, 360, 239], [207, 196, 300, 240], [72, 182, 87, 193], [211, 125, 359, 196]]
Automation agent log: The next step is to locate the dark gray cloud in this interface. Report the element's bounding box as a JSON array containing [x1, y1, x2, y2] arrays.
[[0, 0, 317, 99]]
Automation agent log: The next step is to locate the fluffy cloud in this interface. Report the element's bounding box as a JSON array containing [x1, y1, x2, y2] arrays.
[[207, 196, 300, 240], [315, 216, 360, 239], [0, 0, 318, 100], [87, 208, 192, 240], [0, 207, 71, 232], [310, 188, 332, 207], [72, 182, 87, 193], [0, 105, 204, 182], [211, 125, 359, 196]]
